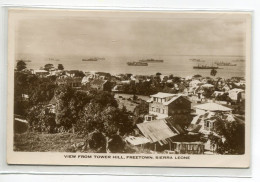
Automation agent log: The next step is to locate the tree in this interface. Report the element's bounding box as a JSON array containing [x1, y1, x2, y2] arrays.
[[210, 114, 245, 154], [55, 85, 76, 128], [193, 74, 202, 78], [73, 70, 85, 78], [156, 72, 162, 76], [134, 101, 149, 116], [16, 60, 26, 71], [210, 69, 217, 76], [58, 64, 64, 70], [44, 64, 54, 71]]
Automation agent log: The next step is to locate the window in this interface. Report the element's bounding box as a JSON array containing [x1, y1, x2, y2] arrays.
[[153, 97, 156, 101], [156, 108, 160, 113], [212, 122, 215, 128], [162, 109, 164, 114], [204, 121, 208, 128]]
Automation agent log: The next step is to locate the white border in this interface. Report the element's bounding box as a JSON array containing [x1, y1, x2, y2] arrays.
[[0, 0, 259, 181]]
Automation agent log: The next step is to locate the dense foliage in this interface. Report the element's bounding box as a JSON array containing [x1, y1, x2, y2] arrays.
[[209, 114, 245, 154], [16, 60, 27, 71]]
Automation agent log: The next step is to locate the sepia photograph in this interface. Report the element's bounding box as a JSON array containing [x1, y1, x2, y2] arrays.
[[7, 9, 251, 167]]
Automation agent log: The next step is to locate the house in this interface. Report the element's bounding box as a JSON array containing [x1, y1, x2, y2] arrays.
[[121, 80, 131, 85], [125, 136, 150, 146], [31, 70, 49, 77], [147, 92, 191, 119], [130, 75, 140, 83], [56, 77, 82, 88], [193, 102, 232, 115], [88, 79, 112, 91], [222, 83, 233, 92], [201, 83, 214, 88], [160, 75, 169, 82], [81, 74, 98, 85], [45, 96, 57, 114], [189, 80, 203, 88], [136, 119, 177, 151], [212, 91, 225, 98], [48, 68, 62, 76], [228, 88, 245, 102], [187, 112, 217, 134], [171, 142, 204, 154], [21, 94, 29, 101], [136, 115, 201, 152], [65, 70, 81, 77], [14, 114, 28, 133], [111, 84, 124, 93]]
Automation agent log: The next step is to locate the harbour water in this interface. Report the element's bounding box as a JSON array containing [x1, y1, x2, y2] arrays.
[[16, 54, 246, 78]]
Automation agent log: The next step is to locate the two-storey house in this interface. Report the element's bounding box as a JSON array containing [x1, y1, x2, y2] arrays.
[[147, 92, 191, 119]]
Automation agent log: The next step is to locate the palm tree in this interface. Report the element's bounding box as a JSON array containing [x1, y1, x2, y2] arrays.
[[210, 69, 217, 76]]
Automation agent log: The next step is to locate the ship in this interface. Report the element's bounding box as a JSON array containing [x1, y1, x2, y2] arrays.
[[82, 58, 98, 61], [215, 61, 236, 66], [82, 57, 105, 61], [98, 57, 106, 61], [189, 58, 205, 62], [233, 59, 245, 62], [127, 62, 148, 66], [48, 58, 60, 61], [139, 58, 163, 63], [193, 64, 220, 69]]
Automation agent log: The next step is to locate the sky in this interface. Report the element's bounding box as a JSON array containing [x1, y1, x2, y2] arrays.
[[14, 10, 247, 58]]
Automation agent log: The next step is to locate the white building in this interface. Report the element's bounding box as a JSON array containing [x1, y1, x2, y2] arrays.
[[228, 88, 245, 102], [194, 102, 232, 115]]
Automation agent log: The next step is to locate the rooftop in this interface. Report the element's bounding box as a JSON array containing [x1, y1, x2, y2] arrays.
[[137, 119, 177, 144], [34, 70, 48, 73], [150, 92, 176, 98], [194, 103, 232, 112], [125, 136, 150, 146], [163, 95, 191, 105]]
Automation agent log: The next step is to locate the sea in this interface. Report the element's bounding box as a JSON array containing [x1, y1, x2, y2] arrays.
[[16, 54, 246, 79]]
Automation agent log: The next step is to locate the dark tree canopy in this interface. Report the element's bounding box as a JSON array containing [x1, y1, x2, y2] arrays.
[[210, 69, 217, 76], [210, 114, 245, 154], [44, 64, 54, 71], [58, 64, 64, 70], [16, 60, 27, 71]]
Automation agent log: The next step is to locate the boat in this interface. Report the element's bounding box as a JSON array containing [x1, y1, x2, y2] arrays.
[[233, 59, 245, 62], [189, 59, 205, 62], [193, 64, 220, 69], [127, 62, 148, 66], [98, 57, 106, 61], [139, 58, 163, 63], [82, 58, 98, 61], [215, 61, 236, 66], [48, 58, 60, 61], [82, 57, 105, 61]]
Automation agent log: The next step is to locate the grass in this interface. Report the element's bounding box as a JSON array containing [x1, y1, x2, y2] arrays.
[[14, 132, 86, 152], [14, 131, 153, 154]]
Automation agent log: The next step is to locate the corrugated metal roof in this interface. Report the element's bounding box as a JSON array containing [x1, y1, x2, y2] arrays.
[[137, 120, 177, 144], [125, 136, 150, 145], [150, 92, 176, 98], [194, 103, 232, 112], [187, 124, 202, 133], [14, 118, 28, 124], [164, 117, 186, 134], [163, 95, 191, 105]]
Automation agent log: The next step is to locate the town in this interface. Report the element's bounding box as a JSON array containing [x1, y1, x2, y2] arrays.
[[14, 60, 246, 155]]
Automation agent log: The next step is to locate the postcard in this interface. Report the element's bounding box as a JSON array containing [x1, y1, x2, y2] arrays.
[[7, 8, 251, 167]]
